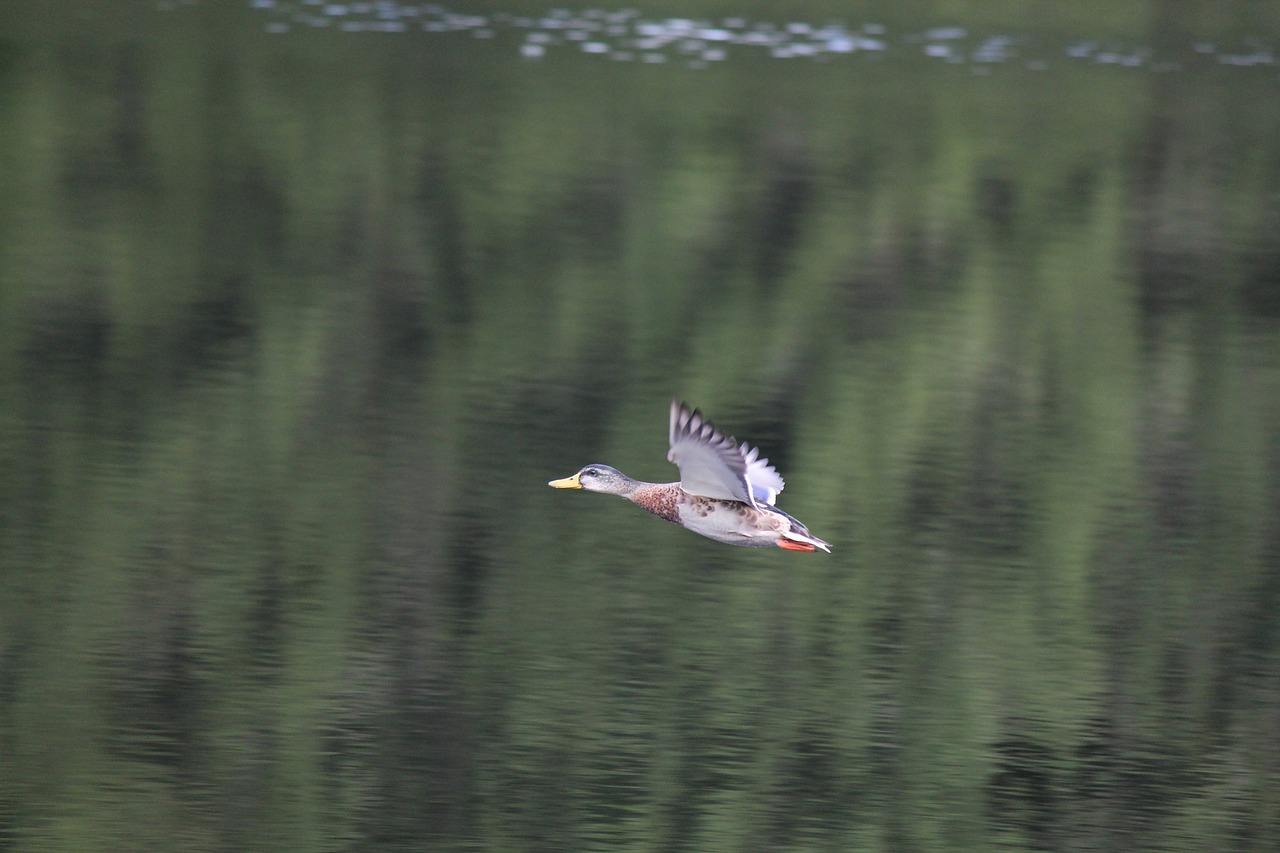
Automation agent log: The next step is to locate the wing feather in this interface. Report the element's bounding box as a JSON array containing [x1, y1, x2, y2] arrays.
[[667, 400, 786, 507], [740, 443, 785, 506]]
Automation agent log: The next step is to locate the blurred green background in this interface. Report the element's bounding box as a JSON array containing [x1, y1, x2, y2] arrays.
[[2, 2, 1279, 850]]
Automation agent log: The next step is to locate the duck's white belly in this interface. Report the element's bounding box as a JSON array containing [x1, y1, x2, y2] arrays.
[[676, 497, 780, 548]]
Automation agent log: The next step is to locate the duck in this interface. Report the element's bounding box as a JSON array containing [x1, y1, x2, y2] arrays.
[[549, 399, 830, 553]]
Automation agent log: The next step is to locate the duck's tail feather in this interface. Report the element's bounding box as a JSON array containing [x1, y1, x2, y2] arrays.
[[768, 506, 831, 553], [779, 531, 831, 553]]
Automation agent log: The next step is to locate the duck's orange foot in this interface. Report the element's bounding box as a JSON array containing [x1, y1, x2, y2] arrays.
[[777, 539, 816, 552]]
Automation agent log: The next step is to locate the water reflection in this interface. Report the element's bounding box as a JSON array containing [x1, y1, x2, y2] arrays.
[[2, 2, 1280, 851], [228, 1, 1280, 73]]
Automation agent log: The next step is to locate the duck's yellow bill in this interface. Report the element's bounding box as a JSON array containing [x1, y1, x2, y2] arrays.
[[548, 472, 582, 489]]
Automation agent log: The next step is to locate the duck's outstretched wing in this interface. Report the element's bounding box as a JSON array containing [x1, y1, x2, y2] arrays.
[[667, 400, 786, 506]]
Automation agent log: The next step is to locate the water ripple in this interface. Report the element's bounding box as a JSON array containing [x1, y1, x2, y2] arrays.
[[223, 1, 1278, 74]]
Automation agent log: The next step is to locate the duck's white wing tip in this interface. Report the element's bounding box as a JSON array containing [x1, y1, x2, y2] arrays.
[[740, 443, 785, 505]]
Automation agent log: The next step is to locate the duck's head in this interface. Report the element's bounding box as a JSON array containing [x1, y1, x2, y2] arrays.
[[548, 464, 636, 496]]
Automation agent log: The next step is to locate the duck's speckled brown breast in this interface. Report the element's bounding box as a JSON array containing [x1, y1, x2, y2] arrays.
[[630, 484, 683, 524]]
